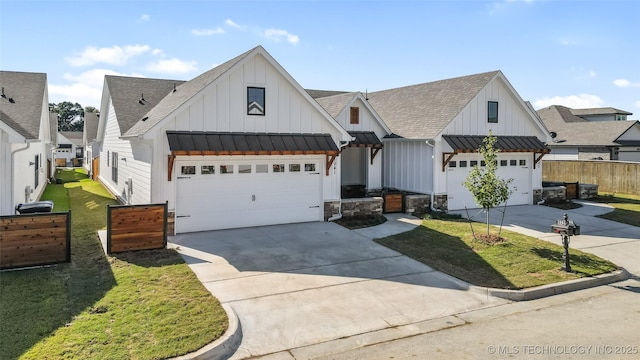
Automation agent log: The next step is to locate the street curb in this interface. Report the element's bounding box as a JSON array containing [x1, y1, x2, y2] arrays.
[[469, 268, 630, 301], [171, 303, 242, 360]]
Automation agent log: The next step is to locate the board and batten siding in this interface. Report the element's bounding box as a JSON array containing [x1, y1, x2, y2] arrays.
[[148, 53, 345, 209], [99, 100, 152, 205], [435, 76, 547, 195], [383, 140, 433, 194]]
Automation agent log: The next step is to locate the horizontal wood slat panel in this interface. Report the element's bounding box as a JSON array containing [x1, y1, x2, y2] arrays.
[[0, 212, 71, 270], [542, 160, 639, 196], [107, 203, 167, 254]]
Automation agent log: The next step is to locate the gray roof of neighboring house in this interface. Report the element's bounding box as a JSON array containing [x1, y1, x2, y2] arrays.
[[314, 92, 357, 118], [60, 131, 84, 146], [365, 71, 500, 139], [124, 47, 255, 137], [570, 107, 633, 116], [84, 111, 99, 143], [105, 75, 185, 135], [0, 71, 47, 139], [537, 105, 638, 146]]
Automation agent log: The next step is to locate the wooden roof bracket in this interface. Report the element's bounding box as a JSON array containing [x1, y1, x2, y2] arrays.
[[370, 147, 381, 165], [533, 149, 550, 169], [168, 153, 176, 181], [326, 152, 338, 176], [442, 152, 456, 172]]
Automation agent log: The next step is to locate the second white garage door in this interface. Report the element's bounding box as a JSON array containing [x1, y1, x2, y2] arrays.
[[175, 157, 323, 233], [446, 154, 532, 210]]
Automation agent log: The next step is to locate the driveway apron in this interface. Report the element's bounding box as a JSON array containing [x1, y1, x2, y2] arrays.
[[169, 220, 505, 359]]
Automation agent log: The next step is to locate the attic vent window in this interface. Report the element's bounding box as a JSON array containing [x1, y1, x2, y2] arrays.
[[247, 87, 265, 116], [350, 107, 360, 124]]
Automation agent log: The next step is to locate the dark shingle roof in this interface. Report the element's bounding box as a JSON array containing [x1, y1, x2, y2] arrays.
[[537, 105, 638, 146], [105, 75, 185, 135], [124, 47, 256, 137], [365, 71, 500, 139], [0, 71, 47, 139]]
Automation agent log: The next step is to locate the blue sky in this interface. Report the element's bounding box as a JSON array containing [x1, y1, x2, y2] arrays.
[[1, 0, 639, 117]]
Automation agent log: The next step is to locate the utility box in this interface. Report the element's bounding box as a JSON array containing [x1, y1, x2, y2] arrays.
[[15, 201, 54, 214]]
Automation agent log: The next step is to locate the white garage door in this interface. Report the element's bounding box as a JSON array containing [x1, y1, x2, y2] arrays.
[[446, 154, 532, 210], [175, 157, 323, 233]]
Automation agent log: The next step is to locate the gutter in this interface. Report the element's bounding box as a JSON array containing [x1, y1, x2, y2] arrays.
[[425, 139, 439, 212], [10, 140, 36, 212]]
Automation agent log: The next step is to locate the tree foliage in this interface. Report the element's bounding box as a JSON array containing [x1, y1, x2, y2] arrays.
[[50, 101, 85, 132], [463, 131, 513, 234]]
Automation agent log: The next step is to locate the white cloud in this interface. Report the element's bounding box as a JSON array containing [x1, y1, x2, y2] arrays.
[[262, 29, 299, 45], [635, 100, 640, 110], [192, 27, 225, 36], [49, 69, 144, 107], [588, 70, 597, 78], [139, 14, 150, 21], [489, 0, 536, 15], [614, 79, 640, 88], [225, 19, 244, 29], [65, 44, 151, 67], [145, 58, 197, 74], [534, 94, 605, 109]]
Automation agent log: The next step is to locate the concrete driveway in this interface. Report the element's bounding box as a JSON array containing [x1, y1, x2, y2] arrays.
[[169, 216, 506, 359]]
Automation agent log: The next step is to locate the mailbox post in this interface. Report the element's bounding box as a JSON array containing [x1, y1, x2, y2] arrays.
[[551, 213, 580, 272]]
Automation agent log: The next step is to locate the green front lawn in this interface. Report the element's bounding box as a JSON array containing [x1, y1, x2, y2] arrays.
[[594, 192, 640, 227], [1, 169, 227, 360], [376, 216, 618, 290]]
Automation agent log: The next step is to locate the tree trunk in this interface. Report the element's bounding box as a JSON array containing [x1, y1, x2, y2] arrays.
[[486, 207, 490, 235]]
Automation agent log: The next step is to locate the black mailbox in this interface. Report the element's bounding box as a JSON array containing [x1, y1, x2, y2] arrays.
[[551, 221, 580, 236]]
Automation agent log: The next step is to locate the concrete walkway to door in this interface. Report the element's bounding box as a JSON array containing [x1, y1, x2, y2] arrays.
[[169, 214, 507, 359]]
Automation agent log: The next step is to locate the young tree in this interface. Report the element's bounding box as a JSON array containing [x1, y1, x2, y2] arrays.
[[463, 131, 513, 235]]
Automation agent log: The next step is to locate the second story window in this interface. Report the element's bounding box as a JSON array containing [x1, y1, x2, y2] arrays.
[[248, 87, 265, 115], [488, 101, 498, 123], [350, 107, 359, 124]]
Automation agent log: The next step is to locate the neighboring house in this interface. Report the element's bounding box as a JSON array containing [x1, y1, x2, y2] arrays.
[[83, 111, 99, 178], [314, 91, 392, 196], [96, 46, 352, 233], [0, 71, 54, 214], [537, 105, 640, 162], [366, 71, 551, 211], [569, 107, 632, 122], [56, 131, 84, 166]]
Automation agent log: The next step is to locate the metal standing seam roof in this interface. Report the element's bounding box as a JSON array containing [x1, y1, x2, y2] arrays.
[[0, 71, 47, 139], [166, 131, 339, 154], [442, 135, 548, 153], [347, 131, 383, 148]]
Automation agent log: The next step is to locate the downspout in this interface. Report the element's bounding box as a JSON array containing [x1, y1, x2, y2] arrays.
[[10, 140, 34, 213], [425, 139, 438, 212], [328, 140, 353, 222]]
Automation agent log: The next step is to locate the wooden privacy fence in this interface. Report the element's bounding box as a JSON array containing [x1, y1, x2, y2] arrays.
[[106, 203, 168, 254], [543, 160, 639, 196], [0, 212, 71, 270]]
